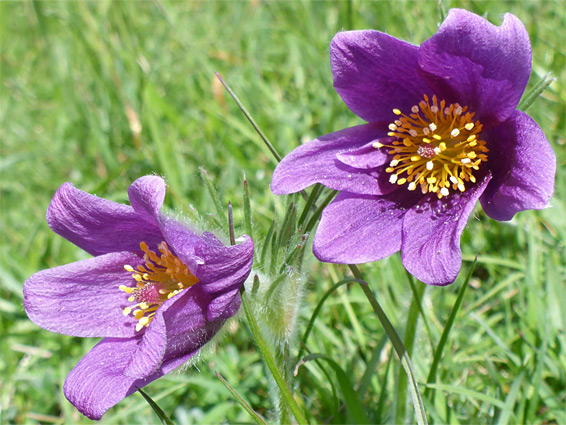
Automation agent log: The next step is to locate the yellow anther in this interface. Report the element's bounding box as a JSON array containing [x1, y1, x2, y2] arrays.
[[124, 265, 135, 272], [383, 95, 487, 198], [119, 285, 134, 294], [372, 142, 384, 149], [122, 307, 132, 316]]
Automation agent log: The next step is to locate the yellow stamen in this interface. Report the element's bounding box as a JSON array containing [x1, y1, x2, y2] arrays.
[[382, 95, 488, 198], [119, 241, 199, 331]]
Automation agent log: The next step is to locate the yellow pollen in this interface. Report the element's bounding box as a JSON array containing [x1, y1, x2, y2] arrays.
[[382, 95, 488, 198], [119, 241, 199, 331]]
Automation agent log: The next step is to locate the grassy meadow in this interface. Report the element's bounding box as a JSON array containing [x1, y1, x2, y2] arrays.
[[1, 0, 565, 424]]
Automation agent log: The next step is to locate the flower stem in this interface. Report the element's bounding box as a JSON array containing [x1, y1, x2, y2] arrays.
[[347, 264, 428, 425], [240, 289, 308, 425]]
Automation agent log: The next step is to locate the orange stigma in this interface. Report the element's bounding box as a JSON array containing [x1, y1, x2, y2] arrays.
[[374, 94, 488, 198], [119, 241, 199, 331]]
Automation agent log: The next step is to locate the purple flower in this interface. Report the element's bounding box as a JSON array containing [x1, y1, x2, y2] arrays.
[[271, 9, 555, 285], [23, 176, 254, 420]]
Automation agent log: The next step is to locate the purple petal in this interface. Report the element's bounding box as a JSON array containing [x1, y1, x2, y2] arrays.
[[64, 337, 143, 420], [313, 190, 419, 264], [418, 9, 531, 128], [64, 332, 211, 420], [47, 183, 163, 256], [336, 138, 394, 169], [124, 283, 224, 378], [127, 175, 166, 226], [331, 30, 432, 123], [195, 234, 253, 321], [271, 123, 392, 196], [23, 252, 143, 338], [401, 173, 491, 286], [480, 111, 556, 221]]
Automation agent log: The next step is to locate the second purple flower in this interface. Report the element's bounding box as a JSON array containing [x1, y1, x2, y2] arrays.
[[24, 176, 254, 420]]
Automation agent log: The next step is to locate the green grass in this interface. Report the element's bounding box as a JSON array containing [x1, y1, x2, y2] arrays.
[[1, 0, 565, 424]]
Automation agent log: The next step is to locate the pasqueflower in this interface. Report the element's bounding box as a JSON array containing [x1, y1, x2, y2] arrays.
[[271, 9, 555, 285], [24, 176, 254, 419]]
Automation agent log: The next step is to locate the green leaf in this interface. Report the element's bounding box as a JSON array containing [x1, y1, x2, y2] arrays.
[[297, 353, 370, 424], [242, 175, 253, 241], [136, 387, 175, 425]]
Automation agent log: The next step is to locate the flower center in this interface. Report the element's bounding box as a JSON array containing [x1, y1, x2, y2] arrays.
[[374, 94, 488, 198], [119, 241, 199, 332]]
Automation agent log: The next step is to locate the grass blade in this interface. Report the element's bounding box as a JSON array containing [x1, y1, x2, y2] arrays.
[[215, 371, 266, 425], [425, 257, 477, 399], [297, 277, 365, 362], [348, 264, 428, 425], [136, 387, 174, 425], [215, 72, 282, 163], [395, 280, 425, 424], [297, 353, 370, 424]]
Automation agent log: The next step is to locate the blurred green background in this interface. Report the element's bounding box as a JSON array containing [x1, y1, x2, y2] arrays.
[[1, 0, 564, 424]]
